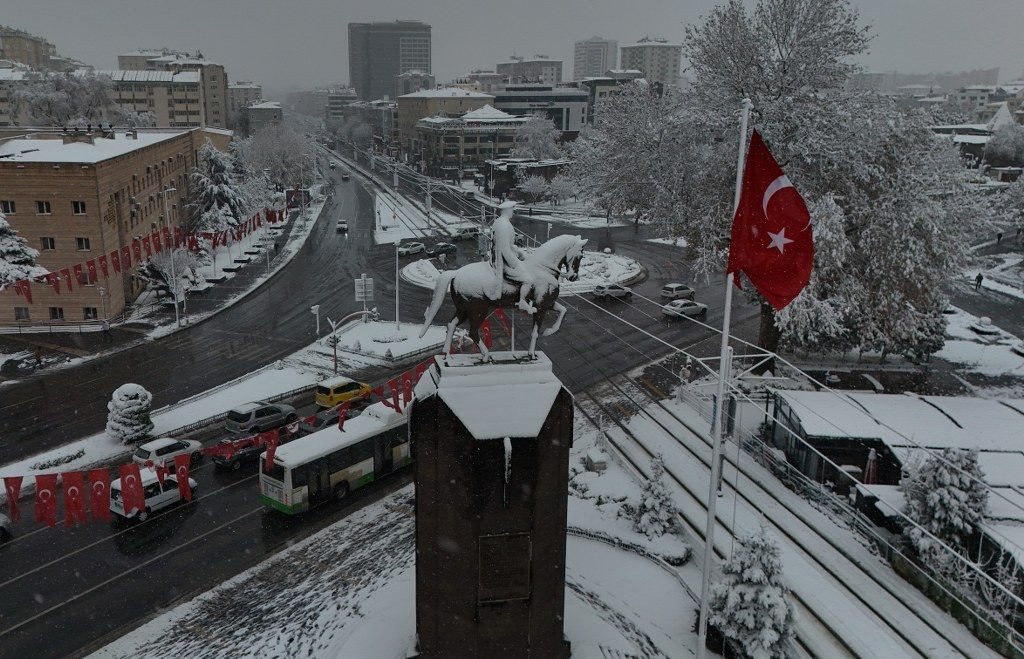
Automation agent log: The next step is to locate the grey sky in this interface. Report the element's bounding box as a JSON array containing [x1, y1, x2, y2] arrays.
[[6, 0, 1023, 97]]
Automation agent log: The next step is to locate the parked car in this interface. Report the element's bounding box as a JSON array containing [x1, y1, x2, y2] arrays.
[[315, 376, 372, 408], [225, 401, 298, 434], [336, 220, 348, 232], [329, 162, 336, 170], [452, 226, 480, 241], [593, 283, 632, 299], [341, 172, 351, 181], [430, 242, 457, 256], [397, 242, 426, 256], [660, 283, 695, 300], [662, 299, 708, 320], [0, 512, 11, 542], [213, 430, 303, 470], [294, 405, 362, 438], [132, 437, 204, 467], [109, 468, 198, 522]]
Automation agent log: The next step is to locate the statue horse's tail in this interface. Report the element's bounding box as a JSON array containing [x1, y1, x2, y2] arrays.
[[420, 270, 456, 338]]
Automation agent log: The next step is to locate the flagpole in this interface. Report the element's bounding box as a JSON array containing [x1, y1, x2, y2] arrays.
[[696, 97, 752, 659]]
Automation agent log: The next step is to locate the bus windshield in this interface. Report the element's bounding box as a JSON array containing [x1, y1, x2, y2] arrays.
[[263, 463, 286, 482]]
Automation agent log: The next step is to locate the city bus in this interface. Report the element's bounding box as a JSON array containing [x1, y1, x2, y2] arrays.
[[258, 402, 410, 515]]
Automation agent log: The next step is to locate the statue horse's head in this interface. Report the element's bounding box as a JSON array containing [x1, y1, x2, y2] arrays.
[[561, 236, 588, 281]]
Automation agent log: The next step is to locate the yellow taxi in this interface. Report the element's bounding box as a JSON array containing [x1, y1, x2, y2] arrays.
[[315, 376, 372, 408]]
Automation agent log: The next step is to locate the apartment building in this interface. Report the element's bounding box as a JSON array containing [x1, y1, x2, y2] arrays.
[[620, 37, 681, 89], [325, 88, 359, 121], [117, 50, 229, 128], [573, 37, 618, 80], [396, 87, 493, 157], [349, 21, 432, 101], [242, 101, 283, 135], [395, 70, 435, 99], [228, 81, 262, 128], [0, 127, 230, 326], [100, 70, 205, 128], [0, 26, 85, 72], [496, 56, 563, 86]]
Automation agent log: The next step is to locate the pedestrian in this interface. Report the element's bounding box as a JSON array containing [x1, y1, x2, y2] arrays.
[[997, 231, 1003, 245], [975, 272, 984, 291], [33, 346, 43, 367], [275, 241, 280, 254], [102, 319, 111, 343]]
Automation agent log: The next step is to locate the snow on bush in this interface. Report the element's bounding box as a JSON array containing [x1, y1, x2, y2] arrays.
[[900, 447, 988, 569], [106, 383, 155, 445], [0, 210, 48, 288], [633, 454, 678, 539], [708, 526, 795, 659]]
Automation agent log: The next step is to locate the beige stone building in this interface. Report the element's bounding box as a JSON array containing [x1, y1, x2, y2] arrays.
[[228, 81, 262, 128], [100, 70, 205, 128], [396, 87, 493, 158], [0, 127, 230, 326], [117, 51, 229, 128], [415, 105, 528, 177], [620, 38, 681, 89]]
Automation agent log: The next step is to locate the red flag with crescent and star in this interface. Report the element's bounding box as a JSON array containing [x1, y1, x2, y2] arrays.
[[4, 476, 23, 523], [88, 469, 110, 521], [726, 130, 813, 311], [62, 471, 87, 527], [173, 454, 192, 502], [35, 474, 58, 527], [118, 464, 145, 516]]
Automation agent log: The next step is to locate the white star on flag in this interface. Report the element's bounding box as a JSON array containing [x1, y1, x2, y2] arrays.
[[766, 228, 794, 254]]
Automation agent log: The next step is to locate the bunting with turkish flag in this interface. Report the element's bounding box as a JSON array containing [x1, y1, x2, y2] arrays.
[[98, 254, 109, 278], [154, 463, 167, 489], [62, 471, 87, 527], [14, 280, 32, 304], [121, 244, 132, 270], [131, 239, 142, 263], [61, 268, 74, 293], [492, 309, 511, 337], [142, 235, 153, 258], [726, 130, 813, 310], [118, 464, 145, 516], [162, 226, 173, 249], [3, 476, 23, 523], [88, 469, 110, 522], [152, 231, 163, 254], [480, 319, 493, 350], [73, 263, 85, 286], [86, 259, 98, 283], [45, 272, 60, 294], [263, 430, 279, 473], [35, 474, 58, 527], [173, 454, 192, 502], [401, 371, 414, 405]]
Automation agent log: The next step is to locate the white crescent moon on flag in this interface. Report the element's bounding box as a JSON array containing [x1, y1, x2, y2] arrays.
[[762, 175, 794, 217], [39, 489, 52, 502], [68, 486, 80, 498], [92, 482, 105, 495]]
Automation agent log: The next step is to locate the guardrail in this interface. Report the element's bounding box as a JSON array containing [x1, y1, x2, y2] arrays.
[[0, 312, 129, 335]]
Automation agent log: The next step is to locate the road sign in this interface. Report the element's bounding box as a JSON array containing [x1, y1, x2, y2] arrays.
[[355, 274, 374, 301]]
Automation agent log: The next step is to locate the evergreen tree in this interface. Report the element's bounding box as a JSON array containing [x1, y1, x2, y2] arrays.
[[901, 448, 988, 567], [634, 454, 677, 538], [708, 527, 794, 658], [105, 383, 155, 445], [0, 210, 48, 288], [189, 141, 247, 231]]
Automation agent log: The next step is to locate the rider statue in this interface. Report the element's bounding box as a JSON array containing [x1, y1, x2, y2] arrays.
[[489, 201, 537, 313]]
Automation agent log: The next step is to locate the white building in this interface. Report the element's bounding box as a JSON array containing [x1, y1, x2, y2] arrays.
[[620, 37, 681, 89], [496, 56, 563, 86], [573, 37, 618, 80], [491, 84, 588, 135], [227, 81, 262, 128]]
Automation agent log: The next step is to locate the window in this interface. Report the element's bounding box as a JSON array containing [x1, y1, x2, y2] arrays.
[[72, 201, 86, 215], [36, 200, 51, 215], [0, 200, 14, 213], [40, 237, 55, 250], [49, 307, 65, 321], [14, 307, 29, 321], [76, 237, 91, 251], [83, 307, 98, 320]]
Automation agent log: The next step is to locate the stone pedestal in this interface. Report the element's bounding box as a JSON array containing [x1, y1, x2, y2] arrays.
[[411, 352, 572, 658]]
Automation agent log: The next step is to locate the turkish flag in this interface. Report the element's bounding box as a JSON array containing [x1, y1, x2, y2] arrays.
[[142, 235, 153, 257], [73, 263, 85, 286], [34, 474, 58, 527], [492, 309, 511, 337], [727, 130, 813, 310], [118, 464, 145, 516], [187, 234, 198, 251], [112, 249, 122, 273], [98, 254, 109, 278], [132, 239, 142, 263], [173, 454, 192, 502], [61, 267, 74, 293], [389, 380, 401, 411], [155, 463, 167, 489], [62, 471, 87, 527], [86, 259, 98, 283], [14, 280, 32, 304], [401, 371, 414, 405], [480, 319, 493, 349], [415, 360, 429, 385], [336, 401, 353, 431], [162, 226, 173, 249], [119, 246, 129, 271], [372, 385, 393, 409], [45, 272, 60, 294], [3, 476, 23, 522], [263, 430, 279, 473], [88, 469, 110, 522], [152, 231, 162, 253]]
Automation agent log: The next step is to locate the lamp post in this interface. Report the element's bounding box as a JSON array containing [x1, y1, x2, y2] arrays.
[[158, 185, 181, 326], [393, 210, 400, 331]]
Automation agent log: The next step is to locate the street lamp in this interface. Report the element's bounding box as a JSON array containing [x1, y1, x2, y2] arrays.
[[158, 185, 182, 327]]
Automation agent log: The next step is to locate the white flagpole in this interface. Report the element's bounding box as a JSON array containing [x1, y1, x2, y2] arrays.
[[696, 97, 752, 659]]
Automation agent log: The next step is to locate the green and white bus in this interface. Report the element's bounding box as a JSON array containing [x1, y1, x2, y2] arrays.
[[259, 402, 410, 515]]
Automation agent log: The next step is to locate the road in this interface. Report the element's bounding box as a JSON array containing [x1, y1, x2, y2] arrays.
[[0, 152, 757, 656]]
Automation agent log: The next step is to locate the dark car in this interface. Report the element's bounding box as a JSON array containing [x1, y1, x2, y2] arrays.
[[294, 406, 361, 438], [430, 242, 457, 256], [213, 430, 303, 471]]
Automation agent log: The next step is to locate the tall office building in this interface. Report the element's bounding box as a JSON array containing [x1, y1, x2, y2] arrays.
[[573, 37, 617, 80], [348, 21, 431, 101], [620, 37, 682, 89]]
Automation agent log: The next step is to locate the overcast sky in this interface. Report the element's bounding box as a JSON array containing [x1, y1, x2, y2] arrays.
[[6, 0, 1023, 96]]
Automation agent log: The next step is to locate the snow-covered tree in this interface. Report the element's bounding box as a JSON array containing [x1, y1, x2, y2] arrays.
[[138, 249, 200, 300], [189, 141, 246, 232], [13, 71, 115, 126], [109, 107, 156, 128], [105, 383, 155, 445], [235, 124, 316, 190], [518, 175, 549, 200], [708, 526, 795, 658], [545, 174, 577, 204], [901, 448, 988, 568], [351, 122, 373, 149], [512, 116, 563, 160], [984, 123, 1024, 167], [634, 454, 677, 538], [0, 210, 48, 289]]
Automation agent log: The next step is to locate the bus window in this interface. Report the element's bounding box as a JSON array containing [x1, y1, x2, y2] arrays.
[[263, 463, 286, 482], [328, 447, 352, 473], [292, 467, 308, 487]]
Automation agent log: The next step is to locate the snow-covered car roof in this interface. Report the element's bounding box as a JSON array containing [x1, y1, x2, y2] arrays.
[[321, 376, 357, 387], [231, 401, 265, 413], [139, 437, 178, 451], [112, 467, 178, 489]]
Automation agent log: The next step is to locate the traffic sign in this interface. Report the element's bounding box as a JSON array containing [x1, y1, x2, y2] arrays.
[[355, 274, 374, 301]]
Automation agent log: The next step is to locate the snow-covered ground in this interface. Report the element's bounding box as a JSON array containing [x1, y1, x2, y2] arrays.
[[295, 319, 447, 367], [647, 236, 689, 248], [372, 187, 476, 245], [937, 307, 1024, 378], [401, 249, 643, 294]]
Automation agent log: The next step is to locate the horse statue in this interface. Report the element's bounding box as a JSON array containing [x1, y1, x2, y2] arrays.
[[419, 233, 588, 359]]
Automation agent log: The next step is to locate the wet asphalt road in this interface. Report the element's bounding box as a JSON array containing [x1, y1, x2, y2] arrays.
[[0, 158, 755, 657]]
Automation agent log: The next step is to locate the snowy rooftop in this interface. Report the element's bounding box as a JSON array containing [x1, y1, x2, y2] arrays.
[[248, 101, 282, 110], [270, 402, 406, 467], [417, 351, 565, 441], [0, 69, 28, 81], [93, 69, 201, 84], [0, 130, 189, 164], [461, 104, 519, 122], [399, 87, 493, 99]]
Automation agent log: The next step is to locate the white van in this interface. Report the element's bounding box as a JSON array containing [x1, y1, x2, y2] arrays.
[[109, 468, 198, 522], [452, 226, 481, 241]]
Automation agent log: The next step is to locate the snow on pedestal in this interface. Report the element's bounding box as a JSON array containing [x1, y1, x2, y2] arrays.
[[105, 383, 155, 445]]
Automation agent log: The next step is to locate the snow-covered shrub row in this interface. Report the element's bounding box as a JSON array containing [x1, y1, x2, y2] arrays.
[[31, 448, 87, 471]]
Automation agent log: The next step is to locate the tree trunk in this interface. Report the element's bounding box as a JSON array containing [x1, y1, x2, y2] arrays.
[[755, 302, 781, 374]]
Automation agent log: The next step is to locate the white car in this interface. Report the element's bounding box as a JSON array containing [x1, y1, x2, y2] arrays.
[[662, 299, 708, 320], [593, 283, 632, 299], [398, 242, 425, 256], [132, 437, 203, 468], [109, 468, 198, 522], [452, 226, 480, 241], [660, 283, 695, 300], [336, 220, 348, 232]]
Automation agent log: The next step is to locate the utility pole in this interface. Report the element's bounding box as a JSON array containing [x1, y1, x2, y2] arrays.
[[159, 186, 181, 327]]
